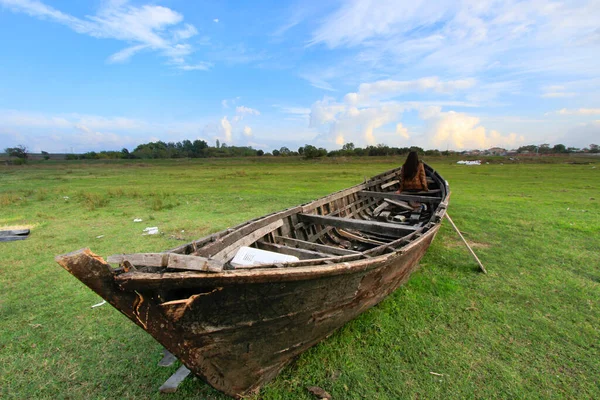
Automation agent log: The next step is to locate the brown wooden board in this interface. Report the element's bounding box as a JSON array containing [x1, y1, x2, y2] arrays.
[[298, 213, 417, 236]]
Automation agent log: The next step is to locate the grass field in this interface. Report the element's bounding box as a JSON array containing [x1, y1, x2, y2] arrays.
[[1, 156, 599, 399]]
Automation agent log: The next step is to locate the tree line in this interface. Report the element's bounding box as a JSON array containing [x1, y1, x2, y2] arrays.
[[4, 141, 599, 162]]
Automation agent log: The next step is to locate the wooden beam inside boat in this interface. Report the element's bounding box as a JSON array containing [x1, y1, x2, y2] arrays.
[[298, 213, 417, 236], [273, 235, 360, 256], [195, 207, 301, 258], [358, 191, 441, 203], [256, 241, 335, 260], [107, 253, 224, 272], [211, 219, 284, 262]]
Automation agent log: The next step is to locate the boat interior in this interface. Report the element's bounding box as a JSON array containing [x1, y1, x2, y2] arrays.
[[107, 165, 449, 273]]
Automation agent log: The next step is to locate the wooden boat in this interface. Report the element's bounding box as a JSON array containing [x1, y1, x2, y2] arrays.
[[56, 164, 449, 398]]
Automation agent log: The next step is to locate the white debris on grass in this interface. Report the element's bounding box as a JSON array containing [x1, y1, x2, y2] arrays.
[[63, 196, 69, 200], [143, 227, 159, 235], [133, 218, 143, 222], [457, 160, 481, 165], [96, 235, 104, 239], [91, 300, 107, 308]]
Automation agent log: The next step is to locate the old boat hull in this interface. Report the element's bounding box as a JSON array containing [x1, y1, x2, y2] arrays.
[[56, 165, 449, 398]]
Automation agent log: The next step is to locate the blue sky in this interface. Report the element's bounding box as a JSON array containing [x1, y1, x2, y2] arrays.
[[0, 0, 599, 153]]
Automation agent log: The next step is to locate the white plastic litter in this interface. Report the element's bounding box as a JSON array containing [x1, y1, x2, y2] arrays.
[[96, 235, 104, 239], [133, 218, 143, 222], [231, 246, 299, 268], [143, 227, 159, 235], [457, 160, 481, 165], [91, 300, 107, 308]]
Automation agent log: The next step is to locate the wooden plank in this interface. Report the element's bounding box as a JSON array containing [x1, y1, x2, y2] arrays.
[[159, 365, 191, 393], [273, 235, 360, 256], [212, 220, 284, 261], [195, 207, 301, 257], [305, 198, 377, 243], [256, 241, 334, 260], [336, 229, 387, 245], [107, 253, 168, 267], [298, 213, 417, 236], [358, 191, 441, 203], [0, 229, 30, 237], [167, 254, 224, 272], [383, 198, 414, 211], [372, 201, 390, 216], [158, 349, 177, 367], [107, 253, 223, 272], [300, 185, 366, 213], [380, 180, 399, 189]]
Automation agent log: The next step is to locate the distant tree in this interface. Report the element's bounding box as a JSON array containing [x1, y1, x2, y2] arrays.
[[538, 143, 551, 154], [256, 150, 264, 156], [41, 150, 50, 160], [552, 144, 567, 153], [342, 142, 355, 154], [517, 145, 537, 153], [279, 146, 291, 156], [303, 145, 327, 159], [216, 139, 220, 149], [589, 144, 599, 153], [298, 146, 304, 155], [5, 145, 28, 159], [567, 147, 580, 153], [272, 149, 281, 156]]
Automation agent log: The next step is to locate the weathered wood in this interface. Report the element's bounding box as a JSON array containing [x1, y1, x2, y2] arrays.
[[383, 198, 414, 211], [445, 213, 487, 274], [298, 213, 417, 236], [380, 180, 399, 189], [107, 253, 223, 272], [167, 254, 224, 272], [358, 191, 441, 203], [301, 185, 366, 213], [196, 207, 301, 257], [372, 201, 390, 216], [273, 235, 360, 256], [212, 219, 284, 261], [257, 241, 335, 260], [158, 349, 177, 367], [336, 229, 387, 245], [0, 229, 30, 237], [159, 365, 191, 393], [107, 253, 169, 266]]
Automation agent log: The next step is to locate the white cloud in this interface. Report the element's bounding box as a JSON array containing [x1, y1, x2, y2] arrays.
[[0, 0, 206, 69], [308, 80, 526, 149], [220, 116, 232, 142], [344, 77, 477, 105], [541, 92, 577, 98], [106, 44, 149, 64], [557, 108, 600, 115], [235, 106, 261, 116], [243, 126, 252, 137], [213, 18, 219, 23], [396, 123, 410, 139], [178, 62, 213, 71], [304, 0, 600, 84], [423, 109, 525, 150]]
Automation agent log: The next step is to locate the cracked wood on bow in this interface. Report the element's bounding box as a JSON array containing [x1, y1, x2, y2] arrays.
[[55, 164, 449, 399]]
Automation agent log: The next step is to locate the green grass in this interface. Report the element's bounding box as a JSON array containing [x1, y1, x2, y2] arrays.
[[1, 156, 599, 399]]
